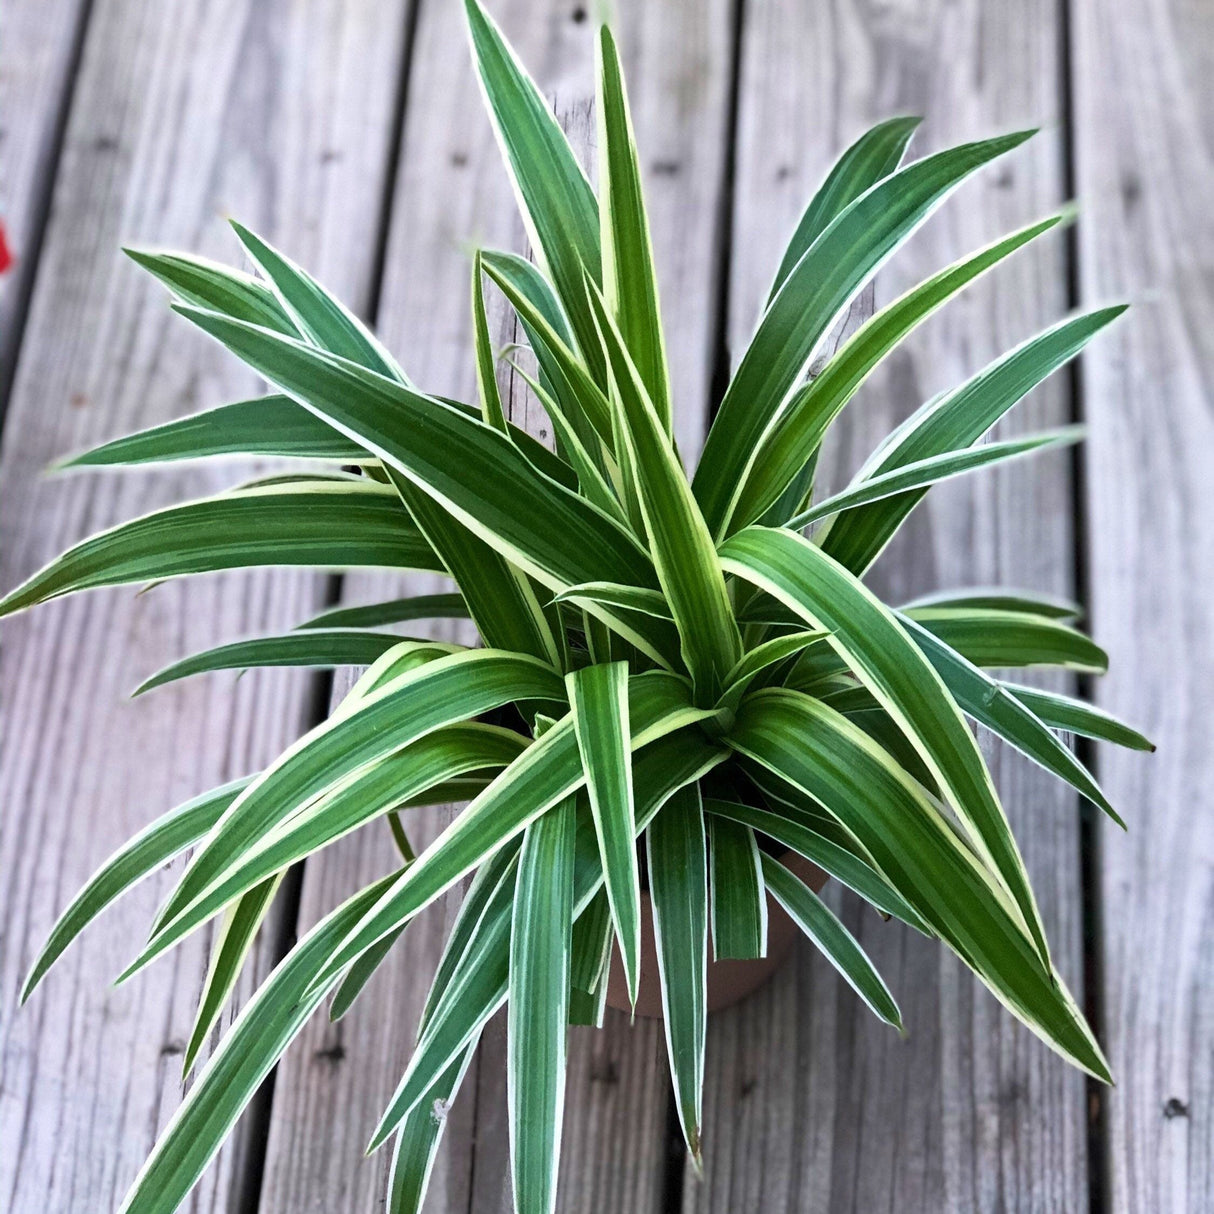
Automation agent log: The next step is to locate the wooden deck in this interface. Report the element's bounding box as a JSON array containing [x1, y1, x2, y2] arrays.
[[1, 1, 1209, 1210]]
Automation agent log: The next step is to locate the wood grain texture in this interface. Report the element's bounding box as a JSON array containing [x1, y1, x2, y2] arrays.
[[0, 0, 91, 401], [686, 2, 1090, 1210], [1072, 0, 1214, 1209], [0, 2, 411, 1211]]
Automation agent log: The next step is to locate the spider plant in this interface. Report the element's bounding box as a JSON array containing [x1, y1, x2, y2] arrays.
[[7, 2, 1151, 1212]]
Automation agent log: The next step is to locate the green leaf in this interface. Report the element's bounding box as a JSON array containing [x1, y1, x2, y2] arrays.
[[567, 662, 641, 1004], [134, 629, 416, 695], [787, 427, 1084, 529], [597, 24, 670, 432], [329, 927, 406, 1023], [734, 212, 1066, 528], [647, 783, 708, 1164], [584, 278, 741, 698], [708, 816, 766, 961], [694, 129, 1036, 537], [378, 728, 726, 1135], [56, 395, 369, 468], [312, 672, 716, 995], [718, 629, 827, 711], [142, 649, 564, 956], [901, 587, 1081, 621], [297, 592, 467, 631], [125, 246, 295, 333], [230, 222, 403, 379], [181, 873, 283, 1078], [463, 0, 604, 384], [386, 1046, 477, 1214], [766, 117, 920, 303], [704, 797, 929, 933], [20, 777, 251, 1003], [898, 614, 1124, 826], [472, 250, 509, 431], [553, 581, 671, 619], [904, 607, 1108, 672], [1002, 684, 1155, 752], [115, 870, 400, 1214], [819, 306, 1127, 572], [172, 307, 660, 606], [507, 796, 576, 1214], [760, 854, 901, 1028], [568, 886, 613, 1026], [481, 253, 614, 452], [0, 481, 442, 619], [719, 525, 1051, 968], [139, 724, 529, 970], [729, 690, 1110, 1081]]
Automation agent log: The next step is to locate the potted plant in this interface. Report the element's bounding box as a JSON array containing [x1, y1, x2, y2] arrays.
[[6, 2, 1152, 1211]]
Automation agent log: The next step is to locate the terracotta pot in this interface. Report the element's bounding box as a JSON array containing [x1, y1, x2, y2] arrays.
[[604, 851, 828, 1018]]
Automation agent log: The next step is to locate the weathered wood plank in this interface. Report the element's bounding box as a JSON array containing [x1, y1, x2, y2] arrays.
[[1071, 0, 1214, 1209], [0, 3, 411, 1210], [0, 0, 91, 405], [256, 2, 735, 1210], [686, 1, 1089, 1210]]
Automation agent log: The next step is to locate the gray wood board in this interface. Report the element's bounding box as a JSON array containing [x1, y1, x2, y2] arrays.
[[1072, 0, 1213, 1208], [0, 2, 411, 1210]]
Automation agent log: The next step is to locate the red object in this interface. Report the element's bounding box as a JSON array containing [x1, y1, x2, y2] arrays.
[[0, 221, 14, 274]]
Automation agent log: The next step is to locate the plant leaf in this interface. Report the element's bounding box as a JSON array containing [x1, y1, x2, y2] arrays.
[[508, 796, 576, 1214], [729, 689, 1109, 1081], [647, 782, 708, 1164], [760, 854, 901, 1027], [134, 629, 417, 695], [56, 395, 369, 467], [719, 525, 1051, 968], [181, 873, 283, 1078], [463, 0, 604, 383], [767, 117, 920, 303], [819, 306, 1127, 572], [115, 871, 400, 1214], [567, 661, 641, 1005], [900, 587, 1081, 621], [297, 592, 467, 631], [597, 24, 670, 431], [903, 607, 1108, 672], [472, 249, 509, 431], [708, 817, 766, 961], [1002, 684, 1155, 752], [787, 427, 1084, 529], [734, 212, 1066, 528], [19, 778, 251, 1003], [0, 481, 443, 618], [694, 129, 1036, 537]]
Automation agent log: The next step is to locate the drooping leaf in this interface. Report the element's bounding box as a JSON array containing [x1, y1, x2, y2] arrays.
[[729, 690, 1109, 1080], [297, 592, 467, 631], [720, 525, 1051, 967], [20, 778, 252, 1003], [647, 783, 708, 1164], [567, 661, 641, 1004], [708, 816, 766, 961], [507, 796, 576, 1214], [56, 395, 369, 468], [1002, 684, 1155, 752], [760, 854, 901, 1027], [115, 872, 400, 1214], [133, 629, 418, 695], [0, 481, 443, 618]]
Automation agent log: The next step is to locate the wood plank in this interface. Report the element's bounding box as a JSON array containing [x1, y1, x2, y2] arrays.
[[0, 3, 411, 1210], [0, 0, 91, 406], [686, 1, 1089, 1209], [256, 2, 735, 1210], [1071, 0, 1214, 1209]]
